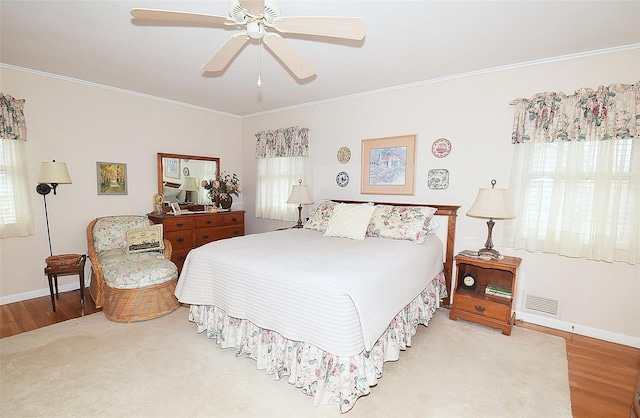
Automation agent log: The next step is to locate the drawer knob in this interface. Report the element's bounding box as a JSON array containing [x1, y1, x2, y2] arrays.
[[202, 234, 209, 239], [231, 217, 237, 222], [176, 223, 183, 227], [177, 238, 184, 243], [233, 230, 239, 235], [177, 255, 185, 261], [474, 305, 486, 313], [206, 220, 212, 224]]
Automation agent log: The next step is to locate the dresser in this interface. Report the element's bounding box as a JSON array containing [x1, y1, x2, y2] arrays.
[[148, 210, 245, 272]]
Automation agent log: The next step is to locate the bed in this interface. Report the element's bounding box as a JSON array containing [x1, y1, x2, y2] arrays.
[[175, 201, 459, 412]]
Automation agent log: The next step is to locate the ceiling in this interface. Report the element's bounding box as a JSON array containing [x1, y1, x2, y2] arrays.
[[1, 1, 639, 117]]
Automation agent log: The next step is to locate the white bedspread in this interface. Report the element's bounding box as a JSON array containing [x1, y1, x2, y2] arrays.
[[175, 229, 444, 356]]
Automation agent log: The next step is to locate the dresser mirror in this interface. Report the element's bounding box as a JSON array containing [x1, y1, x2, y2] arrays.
[[157, 153, 220, 205]]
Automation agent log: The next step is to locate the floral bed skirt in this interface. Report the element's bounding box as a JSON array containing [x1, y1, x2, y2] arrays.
[[188, 272, 446, 413]]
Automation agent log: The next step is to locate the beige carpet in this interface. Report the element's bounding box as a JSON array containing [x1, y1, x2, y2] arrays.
[[0, 306, 571, 417]]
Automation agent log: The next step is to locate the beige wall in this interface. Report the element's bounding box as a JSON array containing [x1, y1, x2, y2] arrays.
[[0, 67, 242, 299], [1, 48, 638, 347], [241, 48, 640, 346]]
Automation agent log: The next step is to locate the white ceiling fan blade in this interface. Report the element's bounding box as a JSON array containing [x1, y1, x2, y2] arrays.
[[131, 9, 232, 26], [202, 34, 250, 72], [238, 0, 265, 17], [273, 16, 366, 40], [263, 34, 316, 80]]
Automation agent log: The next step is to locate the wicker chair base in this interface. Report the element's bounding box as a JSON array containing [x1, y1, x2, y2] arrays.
[[102, 277, 180, 323]]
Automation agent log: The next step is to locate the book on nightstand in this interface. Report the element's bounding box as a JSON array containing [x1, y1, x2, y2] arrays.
[[458, 250, 480, 258], [485, 284, 512, 299]]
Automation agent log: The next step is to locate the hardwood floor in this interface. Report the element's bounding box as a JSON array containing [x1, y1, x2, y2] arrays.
[[0, 288, 100, 338], [517, 320, 639, 418], [1, 291, 638, 417]]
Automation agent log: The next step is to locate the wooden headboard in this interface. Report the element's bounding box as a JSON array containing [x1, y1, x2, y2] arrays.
[[334, 200, 460, 307]]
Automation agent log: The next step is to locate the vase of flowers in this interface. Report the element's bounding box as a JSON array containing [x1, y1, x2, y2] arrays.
[[201, 172, 241, 210]]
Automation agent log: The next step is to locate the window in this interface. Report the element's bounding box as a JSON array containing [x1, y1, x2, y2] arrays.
[[255, 156, 308, 221], [0, 138, 35, 238], [254, 127, 309, 221], [505, 138, 639, 264], [507, 82, 639, 264]]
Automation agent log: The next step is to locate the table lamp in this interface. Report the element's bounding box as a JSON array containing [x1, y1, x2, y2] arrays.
[[286, 179, 313, 228], [466, 179, 514, 258], [180, 177, 199, 203], [36, 160, 72, 256]]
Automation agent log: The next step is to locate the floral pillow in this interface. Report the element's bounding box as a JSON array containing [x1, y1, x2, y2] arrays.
[[366, 205, 438, 244], [304, 199, 337, 232]]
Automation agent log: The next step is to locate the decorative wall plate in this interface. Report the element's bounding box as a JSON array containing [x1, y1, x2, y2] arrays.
[[183, 167, 190, 176], [428, 169, 449, 189], [336, 171, 349, 187], [337, 146, 351, 164], [431, 138, 452, 158]]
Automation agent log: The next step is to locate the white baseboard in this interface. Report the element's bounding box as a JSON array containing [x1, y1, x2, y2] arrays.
[[516, 310, 640, 349], [0, 280, 87, 306]]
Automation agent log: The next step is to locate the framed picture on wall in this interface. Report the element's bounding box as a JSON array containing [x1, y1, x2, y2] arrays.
[[361, 134, 416, 195], [96, 162, 127, 195], [164, 158, 180, 179]]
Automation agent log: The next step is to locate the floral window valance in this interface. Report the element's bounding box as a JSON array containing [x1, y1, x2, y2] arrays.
[[511, 82, 639, 144], [0, 93, 28, 141], [255, 126, 309, 158]]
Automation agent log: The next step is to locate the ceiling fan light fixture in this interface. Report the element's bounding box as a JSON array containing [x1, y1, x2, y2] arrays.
[[247, 20, 265, 39]]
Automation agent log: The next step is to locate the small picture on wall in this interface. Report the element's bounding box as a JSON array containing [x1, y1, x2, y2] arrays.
[[428, 169, 450, 190], [97, 162, 127, 195], [164, 158, 180, 179]]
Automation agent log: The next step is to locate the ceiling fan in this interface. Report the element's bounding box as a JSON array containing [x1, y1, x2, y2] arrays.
[[130, 0, 366, 81]]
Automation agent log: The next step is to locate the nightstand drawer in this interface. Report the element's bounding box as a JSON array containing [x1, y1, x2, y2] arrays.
[[454, 294, 510, 322]]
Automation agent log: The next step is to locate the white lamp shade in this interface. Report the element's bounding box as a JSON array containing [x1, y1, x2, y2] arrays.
[[180, 177, 199, 192], [286, 185, 313, 205], [38, 161, 72, 184], [466, 188, 514, 220]]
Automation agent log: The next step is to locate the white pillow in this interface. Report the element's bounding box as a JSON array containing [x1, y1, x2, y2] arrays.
[[323, 203, 376, 240]]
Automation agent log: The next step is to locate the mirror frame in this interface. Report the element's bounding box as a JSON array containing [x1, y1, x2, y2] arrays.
[[157, 153, 220, 197]]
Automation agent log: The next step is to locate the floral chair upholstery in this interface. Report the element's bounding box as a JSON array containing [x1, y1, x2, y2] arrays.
[[87, 215, 179, 322]]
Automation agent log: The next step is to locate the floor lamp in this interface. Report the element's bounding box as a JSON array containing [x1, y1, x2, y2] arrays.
[[286, 179, 313, 228], [36, 160, 72, 256]]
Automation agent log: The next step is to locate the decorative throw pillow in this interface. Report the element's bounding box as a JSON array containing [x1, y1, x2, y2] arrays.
[[366, 205, 438, 244], [304, 199, 337, 232], [125, 224, 165, 254], [323, 203, 376, 241]]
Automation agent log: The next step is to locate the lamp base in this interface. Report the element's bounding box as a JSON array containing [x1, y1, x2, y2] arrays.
[[478, 247, 501, 259]]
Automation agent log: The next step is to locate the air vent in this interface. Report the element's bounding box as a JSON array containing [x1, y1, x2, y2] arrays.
[[525, 293, 560, 316]]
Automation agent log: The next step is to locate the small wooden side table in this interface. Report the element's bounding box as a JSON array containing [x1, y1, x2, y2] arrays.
[[44, 254, 87, 314], [449, 254, 522, 335]]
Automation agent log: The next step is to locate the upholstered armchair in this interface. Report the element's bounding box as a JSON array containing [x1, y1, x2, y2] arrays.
[[87, 215, 179, 322]]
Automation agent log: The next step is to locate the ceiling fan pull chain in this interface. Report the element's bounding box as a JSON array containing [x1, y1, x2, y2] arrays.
[[257, 37, 263, 87]]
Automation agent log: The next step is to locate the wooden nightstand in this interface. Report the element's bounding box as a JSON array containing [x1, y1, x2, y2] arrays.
[[449, 254, 522, 335]]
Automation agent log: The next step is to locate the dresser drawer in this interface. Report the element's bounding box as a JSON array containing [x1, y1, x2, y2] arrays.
[[193, 212, 244, 228], [454, 293, 510, 322], [195, 225, 244, 246], [165, 230, 193, 248], [171, 247, 191, 271], [162, 217, 194, 232], [148, 210, 245, 273]]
